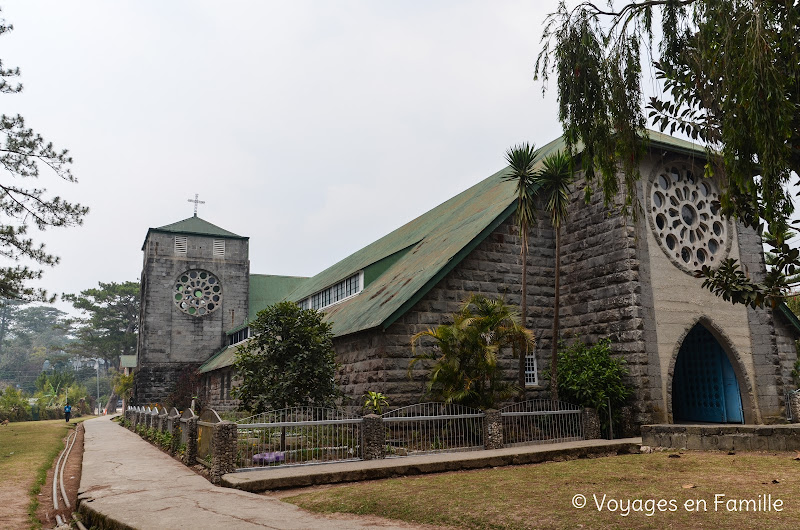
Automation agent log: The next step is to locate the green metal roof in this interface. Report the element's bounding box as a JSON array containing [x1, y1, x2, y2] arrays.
[[777, 301, 800, 335], [142, 215, 247, 249], [199, 345, 237, 373], [223, 274, 309, 336], [281, 130, 709, 337], [200, 129, 712, 371], [280, 136, 568, 337], [645, 129, 710, 159], [247, 274, 308, 324]]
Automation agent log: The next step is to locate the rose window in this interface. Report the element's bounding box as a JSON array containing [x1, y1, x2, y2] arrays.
[[174, 270, 222, 316], [649, 164, 729, 272]]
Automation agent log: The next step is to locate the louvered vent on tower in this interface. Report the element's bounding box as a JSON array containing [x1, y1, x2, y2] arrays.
[[213, 239, 225, 258], [174, 236, 187, 255]]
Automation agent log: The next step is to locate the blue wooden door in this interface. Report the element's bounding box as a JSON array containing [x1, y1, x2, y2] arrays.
[[672, 325, 743, 423], [721, 351, 744, 423]]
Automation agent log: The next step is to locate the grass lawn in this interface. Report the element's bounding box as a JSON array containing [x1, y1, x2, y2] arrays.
[[286, 451, 800, 529], [0, 417, 92, 529]]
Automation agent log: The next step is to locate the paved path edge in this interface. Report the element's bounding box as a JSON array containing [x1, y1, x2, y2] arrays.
[[223, 438, 642, 492], [78, 501, 137, 530]]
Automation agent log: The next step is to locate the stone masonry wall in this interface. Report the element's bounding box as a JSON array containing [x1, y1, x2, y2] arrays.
[[203, 369, 240, 412], [334, 174, 655, 416], [334, 213, 555, 407], [334, 157, 796, 425], [135, 231, 249, 405], [558, 174, 653, 424], [134, 364, 193, 406], [738, 221, 797, 423], [775, 316, 800, 395], [335, 329, 388, 403]]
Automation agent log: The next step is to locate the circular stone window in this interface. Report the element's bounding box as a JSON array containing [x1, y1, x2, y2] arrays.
[[174, 270, 222, 317], [648, 164, 730, 272]]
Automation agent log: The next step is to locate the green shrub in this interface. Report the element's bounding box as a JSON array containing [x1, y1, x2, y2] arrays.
[[363, 391, 389, 414], [154, 430, 172, 449], [555, 337, 633, 416], [0, 386, 31, 422]]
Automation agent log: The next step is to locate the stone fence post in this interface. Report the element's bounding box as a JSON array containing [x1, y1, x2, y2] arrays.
[[483, 409, 503, 449], [182, 411, 198, 466], [210, 421, 238, 484], [582, 408, 602, 440], [790, 391, 800, 424], [158, 408, 168, 432], [168, 407, 181, 455], [619, 406, 636, 438], [361, 414, 385, 460]]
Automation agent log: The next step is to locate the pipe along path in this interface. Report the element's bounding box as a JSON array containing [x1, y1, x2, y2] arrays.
[[51, 423, 81, 526]]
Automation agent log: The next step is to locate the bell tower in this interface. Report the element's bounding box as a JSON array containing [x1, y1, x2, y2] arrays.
[[134, 211, 249, 405]]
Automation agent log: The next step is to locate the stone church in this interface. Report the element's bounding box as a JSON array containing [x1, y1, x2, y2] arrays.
[[133, 131, 800, 427]]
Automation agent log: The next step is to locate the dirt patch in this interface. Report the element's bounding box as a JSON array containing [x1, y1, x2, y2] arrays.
[[0, 477, 30, 530], [37, 423, 85, 528]]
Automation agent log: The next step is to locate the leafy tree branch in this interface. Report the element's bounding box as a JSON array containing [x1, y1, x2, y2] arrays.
[[0, 8, 88, 301], [535, 0, 800, 307]]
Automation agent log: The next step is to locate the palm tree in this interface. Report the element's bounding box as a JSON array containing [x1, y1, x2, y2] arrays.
[[502, 143, 541, 394], [533, 150, 573, 403], [409, 294, 535, 410], [764, 224, 800, 288]]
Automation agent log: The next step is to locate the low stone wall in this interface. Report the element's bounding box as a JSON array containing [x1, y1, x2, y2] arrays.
[[641, 424, 800, 452], [224, 440, 642, 492]]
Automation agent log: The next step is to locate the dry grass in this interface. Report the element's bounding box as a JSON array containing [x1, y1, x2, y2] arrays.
[[0, 418, 90, 529], [286, 451, 800, 529]]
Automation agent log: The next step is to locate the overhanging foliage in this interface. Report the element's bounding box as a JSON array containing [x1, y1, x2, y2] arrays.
[[536, 0, 800, 307]]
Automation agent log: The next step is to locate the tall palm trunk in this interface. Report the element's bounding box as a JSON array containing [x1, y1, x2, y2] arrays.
[[550, 227, 561, 403], [502, 142, 542, 400], [518, 226, 528, 398]]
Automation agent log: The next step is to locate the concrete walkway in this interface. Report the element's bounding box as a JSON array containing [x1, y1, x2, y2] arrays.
[[78, 416, 415, 529], [78, 415, 642, 529]]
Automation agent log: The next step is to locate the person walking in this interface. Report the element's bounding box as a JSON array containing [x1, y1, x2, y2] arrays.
[[64, 403, 72, 422]]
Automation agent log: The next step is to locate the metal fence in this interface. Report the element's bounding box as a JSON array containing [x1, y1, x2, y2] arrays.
[[235, 407, 362, 470], [382, 402, 484, 456], [501, 400, 583, 446]]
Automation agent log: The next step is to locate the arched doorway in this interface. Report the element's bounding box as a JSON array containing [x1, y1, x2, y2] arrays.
[[672, 324, 744, 423]]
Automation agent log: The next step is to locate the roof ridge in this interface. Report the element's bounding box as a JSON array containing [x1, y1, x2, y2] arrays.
[[151, 215, 245, 238]]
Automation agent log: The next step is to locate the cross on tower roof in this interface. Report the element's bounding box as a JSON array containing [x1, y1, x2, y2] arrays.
[[188, 193, 205, 216]]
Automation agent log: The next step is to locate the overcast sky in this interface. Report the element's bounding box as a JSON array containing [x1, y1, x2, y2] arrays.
[[1, 1, 638, 317]]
